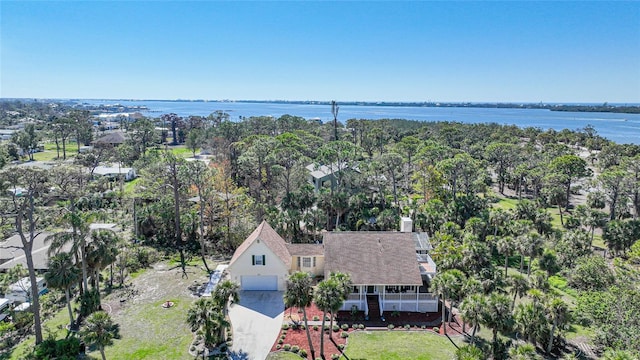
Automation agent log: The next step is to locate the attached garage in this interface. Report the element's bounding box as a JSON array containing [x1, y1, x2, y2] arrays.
[[241, 275, 278, 291]]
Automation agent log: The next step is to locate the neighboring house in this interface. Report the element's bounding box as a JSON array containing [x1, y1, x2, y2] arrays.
[[93, 165, 137, 181], [0, 298, 12, 322], [93, 131, 126, 147], [0, 232, 53, 271], [5, 276, 47, 303], [305, 163, 359, 192], [0, 129, 16, 141], [228, 218, 438, 314]]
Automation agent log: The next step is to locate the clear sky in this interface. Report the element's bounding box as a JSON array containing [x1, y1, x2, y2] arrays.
[[1, 1, 639, 103]]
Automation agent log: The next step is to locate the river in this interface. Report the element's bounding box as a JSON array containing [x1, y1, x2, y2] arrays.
[[82, 100, 640, 144]]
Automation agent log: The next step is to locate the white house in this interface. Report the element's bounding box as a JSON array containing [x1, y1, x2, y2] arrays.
[[93, 165, 137, 181], [6, 276, 47, 303], [226, 221, 291, 291], [0, 298, 12, 322], [228, 219, 438, 314]]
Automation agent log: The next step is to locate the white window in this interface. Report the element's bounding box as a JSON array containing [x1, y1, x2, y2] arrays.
[[252, 255, 265, 266], [302, 257, 312, 268]]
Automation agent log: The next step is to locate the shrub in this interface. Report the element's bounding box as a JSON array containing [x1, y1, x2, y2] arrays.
[[404, 324, 411, 330], [291, 345, 300, 353], [421, 325, 426, 329], [313, 315, 320, 321], [300, 324, 306, 330], [280, 334, 286, 340], [276, 345, 281, 350], [338, 344, 345, 350], [387, 324, 395, 330], [313, 325, 319, 331], [282, 324, 290, 330], [282, 329, 287, 335], [283, 344, 291, 351], [332, 324, 340, 332], [323, 324, 330, 331], [299, 349, 307, 357], [331, 354, 340, 360], [190, 346, 196, 351], [341, 331, 349, 338], [341, 324, 349, 330], [358, 324, 365, 330], [433, 326, 439, 333], [325, 315, 331, 321], [33, 337, 81, 359], [278, 339, 284, 344]]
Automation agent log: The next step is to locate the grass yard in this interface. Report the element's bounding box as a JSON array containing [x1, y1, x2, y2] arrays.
[[342, 331, 461, 360], [266, 351, 304, 360], [6, 260, 214, 360], [6, 305, 74, 360], [96, 261, 211, 360]]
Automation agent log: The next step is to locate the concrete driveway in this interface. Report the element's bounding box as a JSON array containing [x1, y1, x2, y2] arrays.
[[228, 291, 284, 360]]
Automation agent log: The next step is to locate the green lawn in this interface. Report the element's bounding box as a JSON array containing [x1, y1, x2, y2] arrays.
[[342, 331, 461, 360], [7, 306, 75, 360], [492, 197, 519, 210], [266, 351, 304, 360], [97, 299, 194, 360]]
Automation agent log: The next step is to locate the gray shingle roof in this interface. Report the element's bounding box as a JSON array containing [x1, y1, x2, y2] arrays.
[[323, 232, 422, 286], [229, 221, 291, 268]]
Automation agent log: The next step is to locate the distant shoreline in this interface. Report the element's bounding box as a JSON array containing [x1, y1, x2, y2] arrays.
[[2, 98, 639, 114]]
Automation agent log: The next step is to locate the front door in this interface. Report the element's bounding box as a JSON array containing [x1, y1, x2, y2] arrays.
[[366, 285, 375, 294]]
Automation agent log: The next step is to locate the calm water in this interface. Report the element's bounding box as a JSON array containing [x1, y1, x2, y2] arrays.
[[83, 100, 640, 144]]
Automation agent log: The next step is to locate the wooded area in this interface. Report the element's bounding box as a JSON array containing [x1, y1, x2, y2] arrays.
[[1, 99, 639, 359]]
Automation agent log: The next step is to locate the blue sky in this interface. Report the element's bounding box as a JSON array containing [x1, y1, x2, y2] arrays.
[[1, 1, 639, 103]]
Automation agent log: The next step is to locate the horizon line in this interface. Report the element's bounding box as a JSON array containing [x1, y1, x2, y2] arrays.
[[1, 98, 639, 106]]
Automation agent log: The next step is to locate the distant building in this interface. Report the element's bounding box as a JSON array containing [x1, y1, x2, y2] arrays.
[[93, 131, 126, 147], [305, 163, 360, 192], [0, 129, 16, 141], [93, 165, 137, 181], [5, 277, 47, 303]]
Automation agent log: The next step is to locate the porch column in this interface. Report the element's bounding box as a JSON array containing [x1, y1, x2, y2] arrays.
[[381, 286, 385, 316], [416, 289, 419, 312]]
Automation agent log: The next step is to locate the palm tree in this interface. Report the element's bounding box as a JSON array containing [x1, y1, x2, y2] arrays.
[[284, 271, 316, 360], [495, 236, 514, 277], [212, 280, 239, 318], [455, 344, 485, 360], [508, 274, 530, 310], [545, 297, 569, 354], [480, 293, 513, 345], [328, 272, 352, 334], [45, 252, 80, 328], [508, 344, 542, 360], [187, 297, 229, 349], [459, 293, 485, 345], [432, 271, 456, 334], [514, 302, 547, 346], [81, 311, 119, 360], [47, 211, 95, 293], [86, 230, 118, 304], [314, 278, 343, 359]]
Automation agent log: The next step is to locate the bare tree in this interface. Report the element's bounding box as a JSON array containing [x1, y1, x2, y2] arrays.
[[0, 167, 51, 344]]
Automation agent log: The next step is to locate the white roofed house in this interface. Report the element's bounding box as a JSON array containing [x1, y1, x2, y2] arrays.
[[6, 276, 48, 303], [93, 164, 137, 181]]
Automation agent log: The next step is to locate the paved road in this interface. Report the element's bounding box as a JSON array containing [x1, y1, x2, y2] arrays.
[[228, 291, 284, 360]]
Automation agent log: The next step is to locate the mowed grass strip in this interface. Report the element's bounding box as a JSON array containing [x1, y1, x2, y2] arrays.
[[266, 351, 304, 360], [343, 331, 459, 360]]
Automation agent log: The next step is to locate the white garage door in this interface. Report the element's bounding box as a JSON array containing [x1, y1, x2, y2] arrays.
[[241, 275, 278, 291]]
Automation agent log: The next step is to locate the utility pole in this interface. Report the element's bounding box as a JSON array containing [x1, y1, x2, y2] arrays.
[[331, 100, 339, 141]]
